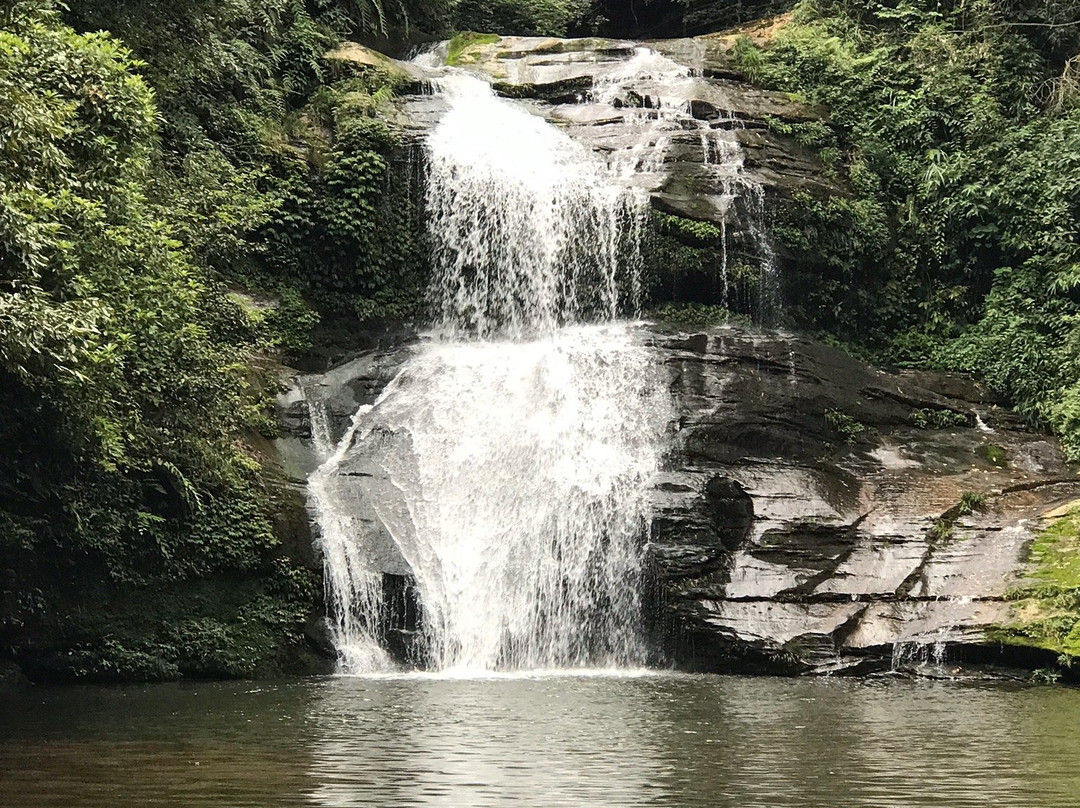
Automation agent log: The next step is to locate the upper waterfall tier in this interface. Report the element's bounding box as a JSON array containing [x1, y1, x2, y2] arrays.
[[426, 72, 649, 338], [408, 38, 823, 324], [396, 35, 840, 215]]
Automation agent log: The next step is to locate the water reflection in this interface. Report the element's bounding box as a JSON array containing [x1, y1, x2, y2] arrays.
[[308, 673, 672, 806], [2, 675, 1080, 807], [0, 681, 319, 807], [643, 678, 1045, 808]]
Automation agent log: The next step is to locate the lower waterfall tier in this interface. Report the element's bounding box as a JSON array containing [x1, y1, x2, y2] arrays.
[[284, 323, 1080, 678], [308, 324, 672, 673]]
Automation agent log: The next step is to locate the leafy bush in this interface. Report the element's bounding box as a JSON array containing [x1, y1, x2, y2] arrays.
[[0, 2, 315, 681], [957, 492, 987, 516], [824, 408, 865, 442], [908, 408, 970, 429], [743, 0, 1080, 457]]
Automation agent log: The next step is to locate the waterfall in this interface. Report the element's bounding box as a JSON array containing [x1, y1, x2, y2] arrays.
[[311, 67, 673, 673], [426, 73, 649, 338], [591, 47, 779, 320]]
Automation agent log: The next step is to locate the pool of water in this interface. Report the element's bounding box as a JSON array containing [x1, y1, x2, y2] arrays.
[[2, 673, 1078, 807]]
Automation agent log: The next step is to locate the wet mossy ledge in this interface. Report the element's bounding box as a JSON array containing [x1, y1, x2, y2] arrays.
[[446, 31, 502, 65], [991, 504, 1080, 676]]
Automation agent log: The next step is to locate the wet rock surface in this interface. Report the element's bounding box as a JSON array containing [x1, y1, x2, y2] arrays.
[[280, 324, 1078, 677], [649, 324, 1079, 676], [391, 34, 839, 216]]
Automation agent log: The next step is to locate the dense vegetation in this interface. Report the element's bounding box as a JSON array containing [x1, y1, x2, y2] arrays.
[[735, 0, 1080, 458], [0, 0, 423, 681], [0, 0, 322, 681], [597, 0, 792, 36], [3, 0, 1080, 680]]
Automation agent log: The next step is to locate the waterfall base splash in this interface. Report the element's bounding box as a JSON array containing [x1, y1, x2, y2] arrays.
[[312, 324, 672, 674]]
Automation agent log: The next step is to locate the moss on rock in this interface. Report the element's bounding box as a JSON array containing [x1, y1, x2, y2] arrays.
[[991, 504, 1080, 664]]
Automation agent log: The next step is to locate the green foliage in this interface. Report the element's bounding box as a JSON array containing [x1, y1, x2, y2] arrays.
[[0, 3, 318, 682], [1031, 667, 1063, 684], [908, 407, 970, 429], [762, 115, 836, 150], [824, 408, 864, 442], [261, 79, 428, 320], [320, 0, 455, 40], [649, 302, 744, 325], [927, 519, 954, 543], [746, 0, 1080, 457], [957, 492, 987, 516], [55, 559, 318, 681], [453, 0, 595, 37], [261, 289, 322, 354], [595, 0, 791, 37], [733, 34, 766, 83], [647, 212, 773, 317]]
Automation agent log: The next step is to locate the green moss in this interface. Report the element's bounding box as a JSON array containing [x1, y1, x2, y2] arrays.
[[447, 32, 501, 66], [992, 507, 1080, 662], [1025, 510, 1080, 591], [981, 443, 1009, 467]]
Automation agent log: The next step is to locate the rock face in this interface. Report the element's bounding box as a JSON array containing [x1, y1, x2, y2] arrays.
[[395, 34, 839, 216], [282, 324, 1077, 677], [649, 325, 1078, 676]]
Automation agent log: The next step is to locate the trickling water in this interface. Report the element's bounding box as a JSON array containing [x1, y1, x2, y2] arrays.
[[588, 47, 779, 320], [311, 65, 672, 673], [308, 400, 397, 673], [891, 624, 957, 672], [590, 48, 697, 182]]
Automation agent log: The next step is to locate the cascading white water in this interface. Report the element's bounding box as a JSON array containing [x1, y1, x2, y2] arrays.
[[591, 47, 779, 318], [426, 73, 647, 338], [311, 67, 672, 673], [308, 400, 398, 673]]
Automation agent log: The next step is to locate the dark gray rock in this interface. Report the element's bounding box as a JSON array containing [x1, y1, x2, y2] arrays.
[[283, 323, 1076, 677], [275, 347, 414, 482], [648, 324, 1078, 676]]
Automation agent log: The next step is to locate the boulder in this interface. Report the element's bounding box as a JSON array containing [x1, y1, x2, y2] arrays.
[[648, 324, 1078, 675]]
